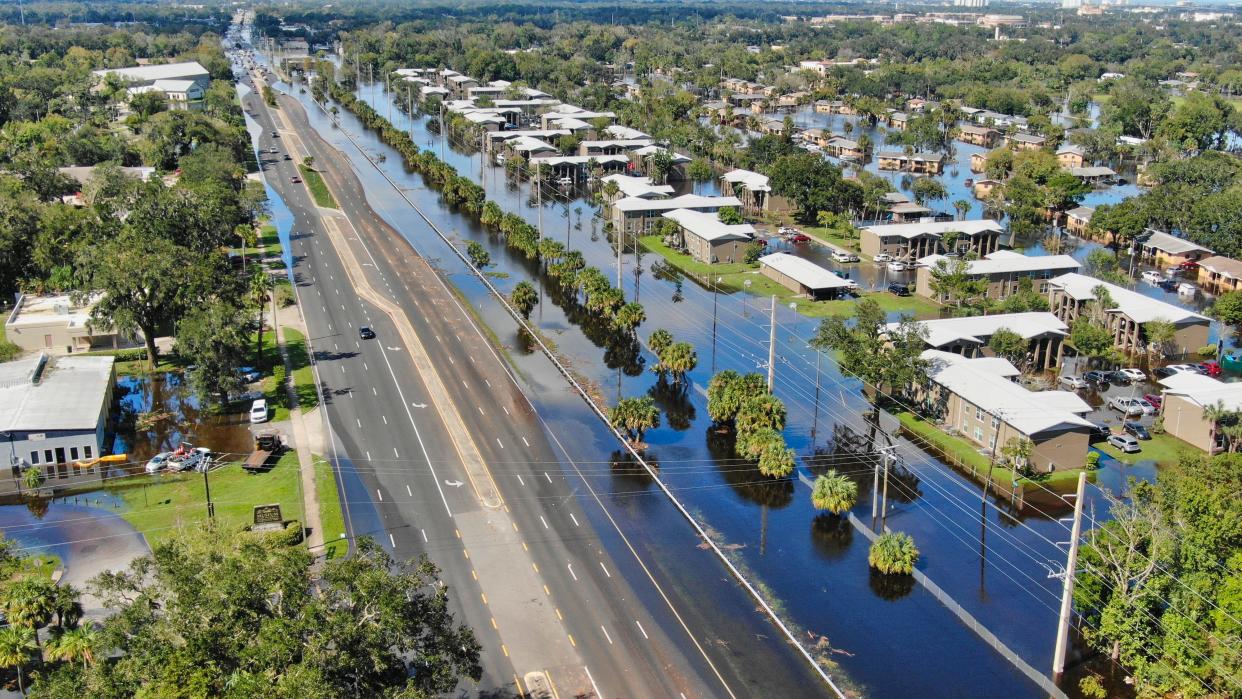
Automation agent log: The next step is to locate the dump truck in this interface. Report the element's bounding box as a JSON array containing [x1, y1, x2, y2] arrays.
[[243, 431, 282, 472]]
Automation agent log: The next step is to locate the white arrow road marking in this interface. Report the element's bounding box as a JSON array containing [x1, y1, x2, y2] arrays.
[[386, 346, 401, 351], [412, 402, 427, 409], [444, 480, 464, 488]]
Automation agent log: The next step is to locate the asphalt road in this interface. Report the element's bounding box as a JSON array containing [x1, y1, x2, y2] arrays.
[[236, 62, 769, 699]]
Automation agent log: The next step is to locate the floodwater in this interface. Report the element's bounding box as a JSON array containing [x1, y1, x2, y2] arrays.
[[243, 55, 1222, 696]]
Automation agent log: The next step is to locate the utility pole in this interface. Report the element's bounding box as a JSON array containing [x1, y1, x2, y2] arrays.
[[710, 277, 720, 372], [536, 165, 543, 240], [872, 446, 894, 524], [202, 467, 215, 518], [616, 224, 623, 287], [811, 349, 822, 441], [1052, 472, 1087, 679], [767, 295, 776, 392], [881, 449, 893, 523]]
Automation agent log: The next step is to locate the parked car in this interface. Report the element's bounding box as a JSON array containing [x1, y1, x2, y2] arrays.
[[887, 261, 908, 273], [249, 399, 269, 424], [283, 154, 291, 160], [1123, 422, 1151, 440], [1108, 433, 1142, 453], [831, 249, 857, 262], [1117, 367, 1146, 382], [359, 326, 376, 340], [1109, 396, 1148, 415], [1156, 363, 1199, 378], [1088, 422, 1111, 442], [1140, 270, 1163, 285], [1178, 260, 1200, 272], [1083, 370, 1110, 384], [1105, 370, 1132, 385], [887, 282, 910, 296], [145, 452, 172, 474], [1197, 361, 1222, 377], [557, 176, 573, 186], [874, 252, 893, 263], [789, 234, 812, 244], [1058, 374, 1089, 390], [237, 366, 261, 382], [1155, 279, 1178, 292], [1142, 393, 1163, 410]]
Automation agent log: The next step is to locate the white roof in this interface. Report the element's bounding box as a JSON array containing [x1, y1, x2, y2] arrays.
[[1160, 373, 1242, 411], [506, 136, 558, 153], [1048, 273, 1210, 325], [93, 61, 208, 83], [530, 154, 629, 167], [1142, 230, 1213, 256], [1057, 144, 1086, 156], [889, 202, 932, 214], [580, 138, 653, 150], [486, 129, 570, 142], [614, 193, 741, 213], [604, 124, 650, 140], [863, 219, 1004, 240], [721, 169, 771, 193], [760, 253, 851, 290], [922, 350, 1094, 435], [662, 209, 755, 243], [1068, 166, 1117, 178], [0, 354, 114, 432], [1066, 206, 1094, 220], [152, 79, 200, 93], [421, 85, 450, 96], [6, 293, 105, 331], [464, 112, 506, 125], [633, 145, 691, 164], [600, 174, 673, 199], [893, 312, 1068, 348], [916, 251, 1081, 276]]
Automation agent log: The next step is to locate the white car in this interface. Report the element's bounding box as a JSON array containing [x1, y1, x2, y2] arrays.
[[887, 261, 908, 273], [831, 250, 858, 263], [1165, 363, 1199, 375], [249, 398, 269, 424], [145, 452, 172, 474], [874, 252, 893, 263], [1140, 270, 1163, 285], [1058, 374, 1089, 390], [1117, 367, 1146, 382], [1108, 396, 1148, 415]]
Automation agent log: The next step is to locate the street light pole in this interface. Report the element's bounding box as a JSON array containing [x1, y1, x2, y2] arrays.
[[1052, 472, 1087, 678]]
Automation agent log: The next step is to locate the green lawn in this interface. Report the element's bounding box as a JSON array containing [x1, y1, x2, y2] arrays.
[[1094, 431, 1194, 466], [803, 226, 861, 252], [298, 165, 338, 208], [639, 235, 940, 319], [314, 455, 348, 560], [107, 451, 304, 547], [898, 412, 1086, 490], [256, 223, 283, 259]]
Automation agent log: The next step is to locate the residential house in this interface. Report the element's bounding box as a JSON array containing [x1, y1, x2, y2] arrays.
[[1139, 230, 1214, 268], [611, 194, 742, 236], [876, 151, 945, 174], [599, 174, 673, 206], [1047, 273, 1211, 357], [760, 253, 854, 300], [1158, 373, 1242, 454], [920, 351, 1092, 472], [0, 353, 116, 469], [4, 293, 136, 354], [1005, 132, 1046, 151], [1056, 144, 1087, 168], [914, 250, 1081, 303], [1197, 256, 1242, 294], [886, 111, 910, 131], [1064, 206, 1094, 235], [860, 219, 1006, 261], [892, 312, 1070, 370], [957, 124, 999, 147], [972, 179, 1001, 199], [661, 209, 754, 264], [889, 202, 933, 222], [824, 137, 864, 160], [719, 169, 794, 216], [1066, 166, 1117, 186]]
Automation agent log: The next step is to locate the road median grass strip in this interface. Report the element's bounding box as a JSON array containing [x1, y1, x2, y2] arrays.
[[313, 454, 347, 560], [298, 164, 338, 208]]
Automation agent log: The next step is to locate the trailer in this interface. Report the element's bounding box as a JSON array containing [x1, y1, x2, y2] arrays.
[[243, 430, 282, 472]]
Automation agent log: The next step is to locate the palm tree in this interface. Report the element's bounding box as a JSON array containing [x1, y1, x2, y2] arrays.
[[45, 626, 97, 671], [868, 531, 920, 575], [662, 342, 698, 385], [648, 329, 673, 359], [0, 627, 36, 695], [609, 396, 660, 444], [1, 579, 55, 652], [613, 302, 646, 336], [952, 199, 971, 221], [249, 271, 274, 368], [510, 281, 538, 320], [811, 471, 858, 515]]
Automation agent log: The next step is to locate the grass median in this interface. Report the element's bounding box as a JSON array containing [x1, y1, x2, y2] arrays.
[[297, 164, 338, 209], [314, 454, 348, 560]]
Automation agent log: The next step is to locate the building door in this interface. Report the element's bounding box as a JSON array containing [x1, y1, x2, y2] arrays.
[[44, 334, 52, 348], [54, 447, 65, 465]]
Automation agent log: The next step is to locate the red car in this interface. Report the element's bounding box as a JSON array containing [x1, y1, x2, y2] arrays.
[[1142, 393, 1163, 410], [789, 234, 811, 243], [1198, 360, 1222, 377], [1178, 260, 1200, 272]]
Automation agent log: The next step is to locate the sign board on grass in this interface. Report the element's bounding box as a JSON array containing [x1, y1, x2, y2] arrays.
[[253, 503, 283, 525]]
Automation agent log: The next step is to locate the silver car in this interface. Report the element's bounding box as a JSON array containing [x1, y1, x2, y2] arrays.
[[1107, 434, 1141, 453], [1108, 396, 1148, 415], [1058, 374, 1089, 390]]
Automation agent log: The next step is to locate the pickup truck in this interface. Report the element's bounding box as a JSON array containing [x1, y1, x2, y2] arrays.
[[244, 430, 282, 472]]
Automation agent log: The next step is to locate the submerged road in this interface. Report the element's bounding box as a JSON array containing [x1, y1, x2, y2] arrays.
[[238, 61, 837, 699]]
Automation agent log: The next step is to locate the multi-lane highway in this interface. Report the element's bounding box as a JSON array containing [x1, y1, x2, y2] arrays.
[[235, 59, 821, 699]]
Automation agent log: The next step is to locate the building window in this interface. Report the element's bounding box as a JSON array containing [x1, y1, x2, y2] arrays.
[[84, 446, 92, 459], [991, 415, 1000, 428], [70, 447, 79, 461], [974, 427, 983, 441], [29, 452, 38, 465], [44, 450, 52, 464], [976, 407, 983, 421]]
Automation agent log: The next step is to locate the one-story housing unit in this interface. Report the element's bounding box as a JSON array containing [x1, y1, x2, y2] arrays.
[[892, 312, 1070, 371], [1047, 273, 1210, 357], [0, 353, 115, 469], [1197, 256, 1242, 294], [920, 350, 1092, 472], [1158, 372, 1242, 454], [661, 209, 755, 265], [860, 219, 1006, 261], [1139, 230, 1214, 268], [4, 293, 135, 354], [759, 252, 854, 300]]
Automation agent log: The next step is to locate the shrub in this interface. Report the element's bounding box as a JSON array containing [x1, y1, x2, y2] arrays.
[[868, 531, 919, 575], [1197, 344, 1218, 358], [271, 364, 289, 408], [1150, 415, 1165, 435], [0, 336, 22, 363], [274, 282, 296, 308], [1085, 451, 1101, 469]]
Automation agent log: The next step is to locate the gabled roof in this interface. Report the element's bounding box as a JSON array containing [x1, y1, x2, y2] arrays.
[[1160, 373, 1242, 411], [1057, 144, 1086, 156], [721, 169, 771, 193], [1047, 273, 1210, 325], [506, 136, 558, 153], [600, 174, 673, 199], [892, 312, 1068, 348], [1141, 230, 1213, 256], [760, 253, 851, 290], [661, 209, 755, 243], [1198, 256, 1242, 281], [614, 194, 741, 213], [916, 251, 1080, 277], [1066, 206, 1094, 220], [92, 61, 208, 83], [863, 219, 1004, 239]]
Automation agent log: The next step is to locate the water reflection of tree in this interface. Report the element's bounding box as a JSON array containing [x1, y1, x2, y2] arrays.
[[514, 327, 537, 355], [648, 377, 696, 431], [706, 426, 794, 509], [648, 261, 685, 303], [22, 495, 49, 519], [608, 449, 656, 494], [809, 513, 854, 562], [545, 281, 646, 376], [805, 423, 922, 505], [868, 569, 916, 601]]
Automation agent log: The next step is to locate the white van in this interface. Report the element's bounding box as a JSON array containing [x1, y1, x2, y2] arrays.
[[249, 399, 269, 424]]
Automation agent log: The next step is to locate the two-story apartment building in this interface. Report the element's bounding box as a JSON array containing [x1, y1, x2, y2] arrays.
[[718, 169, 794, 216], [1047, 273, 1211, 357], [611, 194, 742, 236], [914, 250, 1081, 302], [957, 123, 999, 147], [1197, 256, 1242, 294], [891, 313, 1070, 371], [876, 151, 945, 174], [661, 209, 754, 265], [860, 219, 1006, 261]]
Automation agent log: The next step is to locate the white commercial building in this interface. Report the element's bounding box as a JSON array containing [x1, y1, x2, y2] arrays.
[[0, 354, 115, 469]]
